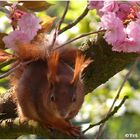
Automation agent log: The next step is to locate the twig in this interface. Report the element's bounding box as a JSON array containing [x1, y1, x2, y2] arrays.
[[58, 6, 89, 34], [0, 62, 19, 79], [49, 1, 70, 52], [83, 95, 128, 133], [0, 59, 16, 69], [54, 29, 105, 51], [48, 29, 58, 52], [58, 1, 70, 31], [96, 58, 138, 138], [48, 1, 70, 52], [0, 60, 34, 79]]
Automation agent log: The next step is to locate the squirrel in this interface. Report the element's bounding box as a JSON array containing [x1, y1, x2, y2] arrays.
[[10, 43, 92, 137]]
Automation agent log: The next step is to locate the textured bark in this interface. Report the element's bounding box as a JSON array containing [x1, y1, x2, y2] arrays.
[[0, 90, 17, 119], [0, 118, 86, 139], [82, 35, 137, 93], [0, 36, 138, 138]]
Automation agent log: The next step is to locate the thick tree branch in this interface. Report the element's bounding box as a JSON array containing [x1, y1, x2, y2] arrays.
[[0, 118, 50, 139], [0, 89, 17, 119], [0, 118, 85, 139], [82, 35, 138, 93]]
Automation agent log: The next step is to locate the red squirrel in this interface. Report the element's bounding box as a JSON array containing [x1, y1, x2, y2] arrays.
[[11, 43, 92, 136]]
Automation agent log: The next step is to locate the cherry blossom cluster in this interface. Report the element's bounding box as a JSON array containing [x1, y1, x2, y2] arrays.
[[88, 1, 140, 53], [3, 10, 41, 51]]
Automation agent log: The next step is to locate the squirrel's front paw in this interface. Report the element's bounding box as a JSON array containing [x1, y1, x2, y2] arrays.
[[66, 125, 81, 137]]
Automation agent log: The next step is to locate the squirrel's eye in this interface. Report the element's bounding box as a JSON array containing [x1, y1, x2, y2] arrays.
[[50, 94, 55, 102], [72, 96, 76, 102]]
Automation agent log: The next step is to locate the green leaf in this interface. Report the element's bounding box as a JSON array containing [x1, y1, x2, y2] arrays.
[[21, 1, 52, 12]]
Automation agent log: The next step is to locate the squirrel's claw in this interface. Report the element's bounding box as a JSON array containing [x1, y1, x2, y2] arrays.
[[66, 125, 81, 137]]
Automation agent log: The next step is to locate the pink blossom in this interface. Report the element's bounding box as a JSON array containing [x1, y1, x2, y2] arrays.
[[125, 19, 140, 52], [2, 30, 31, 50], [100, 1, 119, 13], [10, 9, 26, 22], [88, 1, 104, 10], [3, 13, 41, 50], [126, 19, 140, 44], [8, 2, 26, 22], [129, 1, 140, 7], [112, 39, 138, 53], [116, 3, 131, 20], [112, 19, 140, 53], [89, 1, 140, 53], [101, 12, 125, 46], [18, 13, 41, 41]]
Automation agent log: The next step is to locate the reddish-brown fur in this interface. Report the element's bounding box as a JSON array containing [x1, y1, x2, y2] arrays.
[[12, 46, 92, 136]]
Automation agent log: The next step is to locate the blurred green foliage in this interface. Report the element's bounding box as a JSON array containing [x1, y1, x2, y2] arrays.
[[103, 112, 140, 139], [0, 1, 140, 139]]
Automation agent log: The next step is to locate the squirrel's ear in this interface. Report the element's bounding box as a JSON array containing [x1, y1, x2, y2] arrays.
[[59, 46, 78, 66], [47, 52, 60, 84], [71, 52, 93, 85]]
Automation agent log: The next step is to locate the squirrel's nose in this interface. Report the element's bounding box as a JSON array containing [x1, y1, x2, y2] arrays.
[[60, 110, 68, 118]]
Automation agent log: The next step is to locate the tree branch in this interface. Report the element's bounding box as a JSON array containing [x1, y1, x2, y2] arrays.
[[0, 60, 34, 79], [0, 59, 15, 69], [96, 58, 138, 138], [54, 29, 105, 51], [58, 1, 70, 31], [0, 118, 85, 139], [58, 6, 89, 34], [0, 89, 17, 119], [82, 35, 138, 93], [83, 95, 129, 134], [0, 118, 50, 139]]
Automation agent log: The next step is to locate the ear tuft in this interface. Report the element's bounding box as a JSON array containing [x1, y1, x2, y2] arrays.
[[47, 52, 60, 84], [71, 52, 93, 84]]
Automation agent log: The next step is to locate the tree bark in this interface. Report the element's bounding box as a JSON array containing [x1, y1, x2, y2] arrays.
[[83, 35, 137, 93]]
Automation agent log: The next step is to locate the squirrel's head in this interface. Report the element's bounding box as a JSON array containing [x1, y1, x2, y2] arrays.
[[44, 52, 92, 119]]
